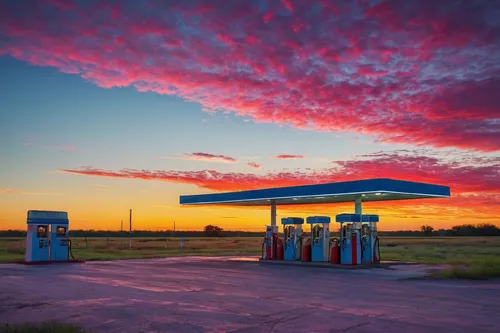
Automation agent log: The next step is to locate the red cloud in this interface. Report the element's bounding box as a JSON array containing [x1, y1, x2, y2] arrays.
[[246, 162, 261, 169], [61, 150, 499, 194], [184, 152, 237, 163], [59, 150, 500, 219], [273, 155, 304, 159], [1, 1, 499, 151]]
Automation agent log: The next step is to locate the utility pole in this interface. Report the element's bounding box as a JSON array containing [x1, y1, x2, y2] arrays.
[[129, 209, 132, 249], [120, 220, 123, 232], [173, 221, 176, 232]]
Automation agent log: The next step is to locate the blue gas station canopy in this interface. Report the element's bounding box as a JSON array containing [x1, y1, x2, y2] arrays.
[[281, 217, 304, 225], [306, 216, 331, 224], [179, 178, 450, 206], [336, 214, 380, 223]]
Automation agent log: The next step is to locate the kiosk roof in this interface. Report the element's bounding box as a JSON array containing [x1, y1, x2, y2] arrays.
[[179, 178, 450, 206]]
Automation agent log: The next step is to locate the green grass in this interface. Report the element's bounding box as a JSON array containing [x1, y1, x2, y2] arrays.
[[380, 237, 500, 279], [0, 237, 263, 262], [1, 321, 89, 333], [1, 236, 499, 279]]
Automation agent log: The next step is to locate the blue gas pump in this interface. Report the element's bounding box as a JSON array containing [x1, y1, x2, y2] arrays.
[[360, 215, 380, 264], [25, 210, 70, 263], [336, 214, 379, 265], [306, 216, 330, 262], [281, 217, 303, 261], [26, 223, 49, 262], [50, 222, 69, 261]]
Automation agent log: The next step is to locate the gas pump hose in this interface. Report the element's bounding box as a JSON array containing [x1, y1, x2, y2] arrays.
[[298, 237, 303, 261], [374, 236, 381, 261], [67, 238, 76, 260], [361, 236, 367, 256], [261, 239, 266, 259]]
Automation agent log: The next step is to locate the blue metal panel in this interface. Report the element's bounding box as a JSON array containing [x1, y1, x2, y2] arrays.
[[179, 178, 450, 205], [27, 218, 69, 225], [281, 217, 304, 225], [306, 216, 331, 224], [335, 214, 379, 223]]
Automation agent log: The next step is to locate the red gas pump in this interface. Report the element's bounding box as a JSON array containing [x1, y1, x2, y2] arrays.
[[272, 233, 278, 260], [263, 225, 279, 260], [351, 232, 358, 265], [330, 238, 340, 264], [302, 238, 311, 262], [265, 236, 273, 260]]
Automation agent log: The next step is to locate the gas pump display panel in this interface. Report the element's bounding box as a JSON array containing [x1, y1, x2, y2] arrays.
[[312, 225, 323, 245], [56, 226, 68, 246], [37, 225, 48, 238], [284, 226, 295, 245], [56, 226, 67, 237]]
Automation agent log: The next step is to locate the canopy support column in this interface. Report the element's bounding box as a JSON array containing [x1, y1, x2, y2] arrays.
[[270, 200, 277, 226], [355, 197, 362, 215]]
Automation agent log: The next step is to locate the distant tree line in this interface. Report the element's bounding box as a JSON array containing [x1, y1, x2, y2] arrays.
[[1, 223, 499, 238], [0, 226, 262, 238]]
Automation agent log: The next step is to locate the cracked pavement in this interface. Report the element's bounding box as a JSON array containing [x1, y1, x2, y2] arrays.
[[0, 257, 499, 332]]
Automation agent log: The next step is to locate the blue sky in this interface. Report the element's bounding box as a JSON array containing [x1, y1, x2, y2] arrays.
[[0, 0, 498, 231]]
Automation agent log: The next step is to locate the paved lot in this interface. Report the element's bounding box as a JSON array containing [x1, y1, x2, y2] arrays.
[[0, 257, 499, 333]]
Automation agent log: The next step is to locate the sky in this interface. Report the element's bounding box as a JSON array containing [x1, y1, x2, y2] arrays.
[[0, 0, 499, 231]]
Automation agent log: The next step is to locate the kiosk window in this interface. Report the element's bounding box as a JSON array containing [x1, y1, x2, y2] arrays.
[[37, 225, 48, 238], [56, 226, 67, 237]]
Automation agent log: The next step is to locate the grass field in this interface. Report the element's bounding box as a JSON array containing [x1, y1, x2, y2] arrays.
[[1, 236, 499, 279]]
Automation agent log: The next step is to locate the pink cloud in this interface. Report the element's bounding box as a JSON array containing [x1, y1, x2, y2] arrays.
[[184, 152, 237, 163], [1, 1, 499, 151], [273, 154, 304, 159], [246, 162, 261, 169], [161, 152, 238, 163], [59, 149, 500, 218], [61, 150, 499, 194]]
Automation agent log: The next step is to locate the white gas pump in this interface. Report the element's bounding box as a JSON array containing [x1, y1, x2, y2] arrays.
[[263, 225, 279, 260], [306, 216, 330, 262]]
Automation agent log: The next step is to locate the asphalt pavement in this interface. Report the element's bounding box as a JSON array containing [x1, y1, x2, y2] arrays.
[[0, 257, 499, 333]]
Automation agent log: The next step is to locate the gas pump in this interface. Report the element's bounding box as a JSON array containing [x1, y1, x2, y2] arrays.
[[306, 216, 330, 262], [50, 224, 69, 261], [360, 215, 380, 264], [281, 217, 303, 261], [339, 221, 361, 265], [263, 225, 279, 260], [24, 210, 80, 263], [26, 223, 49, 262], [336, 213, 379, 265]]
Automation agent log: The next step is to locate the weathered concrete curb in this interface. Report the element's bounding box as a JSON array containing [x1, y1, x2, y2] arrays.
[[257, 258, 419, 269]]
